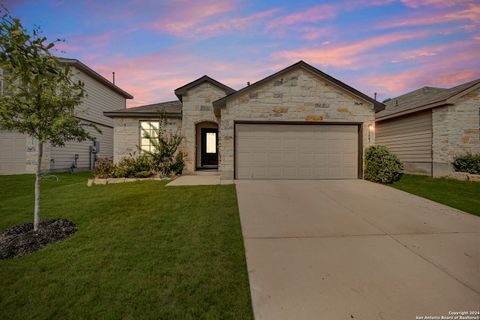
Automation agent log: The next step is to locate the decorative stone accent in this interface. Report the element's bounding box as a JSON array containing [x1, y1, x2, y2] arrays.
[[305, 115, 324, 122], [272, 107, 288, 113], [88, 177, 168, 186], [337, 108, 350, 113], [315, 103, 330, 108], [448, 172, 480, 182]]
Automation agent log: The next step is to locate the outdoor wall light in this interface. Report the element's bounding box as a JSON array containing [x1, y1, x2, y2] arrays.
[[368, 124, 374, 143]]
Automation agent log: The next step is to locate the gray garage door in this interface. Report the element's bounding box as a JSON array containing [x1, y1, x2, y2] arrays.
[[236, 124, 358, 179]]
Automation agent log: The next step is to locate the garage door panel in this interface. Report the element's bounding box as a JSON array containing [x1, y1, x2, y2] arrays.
[[236, 124, 358, 180]]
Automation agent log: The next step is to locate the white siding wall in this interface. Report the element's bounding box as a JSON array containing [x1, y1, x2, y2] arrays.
[[72, 67, 126, 127], [376, 110, 433, 175], [50, 124, 113, 170], [0, 130, 27, 174]]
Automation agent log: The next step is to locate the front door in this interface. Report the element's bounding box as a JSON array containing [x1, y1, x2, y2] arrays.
[[201, 128, 218, 167]]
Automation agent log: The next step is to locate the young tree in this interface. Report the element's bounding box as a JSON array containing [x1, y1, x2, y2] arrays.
[[141, 112, 183, 176], [0, 10, 97, 231]]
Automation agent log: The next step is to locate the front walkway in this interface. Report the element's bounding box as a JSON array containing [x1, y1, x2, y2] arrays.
[[235, 179, 480, 320], [166, 172, 232, 186]]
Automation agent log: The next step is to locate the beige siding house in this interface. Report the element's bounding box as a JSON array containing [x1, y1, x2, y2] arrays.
[[106, 61, 382, 181], [0, 58, 133, 174], [376, 79, 480, 176]]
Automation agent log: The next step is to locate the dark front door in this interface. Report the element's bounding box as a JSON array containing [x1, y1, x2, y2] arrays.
[[201, 128, 218, 166]]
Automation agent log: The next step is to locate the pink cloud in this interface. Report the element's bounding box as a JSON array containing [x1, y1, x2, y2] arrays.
[[358, 41, 480, 98], [377, 3, 480, 29], [273, 32, 425, 68], [147, 0, 236, 36], [184, 8, 280, 38], [267, 4, 337, 29], [301, 27, 331, 41], [400, 0, 476, 8]]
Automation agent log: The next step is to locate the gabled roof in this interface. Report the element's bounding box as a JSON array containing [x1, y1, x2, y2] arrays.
[[58, 57, 133, 99], [174, 75, 236, 101], [376, 78, 480, 120], [212, 60, 384, 112], [104, 100, 182, 118]]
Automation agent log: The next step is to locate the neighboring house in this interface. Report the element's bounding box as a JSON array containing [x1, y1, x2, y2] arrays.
[[375, 78, 480, 177], [105, 61, 382, 181], [0, 58, 133, 174]]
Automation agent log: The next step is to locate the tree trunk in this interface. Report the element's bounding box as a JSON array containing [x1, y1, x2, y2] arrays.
[[34, 140, 43, 232]]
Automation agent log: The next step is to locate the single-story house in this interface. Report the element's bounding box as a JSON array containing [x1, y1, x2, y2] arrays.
[[0, 58, 133, 174], [105, 61, 382, 181], [375, 78, 480, 176]]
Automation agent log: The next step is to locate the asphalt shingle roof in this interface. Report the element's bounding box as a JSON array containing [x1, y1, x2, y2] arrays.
[[104, 100, 182, 118], [376, 78, 480, 119]]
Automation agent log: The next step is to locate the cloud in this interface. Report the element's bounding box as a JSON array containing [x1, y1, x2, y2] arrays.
[[181, 8, 280, 38], [273, 32, 424, 68], [266, 4, 337, 30], [146, 0, 236, 36], [358, 41, 480, 98], [377, 3, 480, 30], [400, 0, 476, 8]]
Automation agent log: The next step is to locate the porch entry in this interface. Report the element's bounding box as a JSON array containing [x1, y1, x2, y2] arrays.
[[200, 128, 218, 168]]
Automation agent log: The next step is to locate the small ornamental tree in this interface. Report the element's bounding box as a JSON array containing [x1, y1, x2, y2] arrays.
[[0, 10, 97, 231], [141, 112, 183, 176]]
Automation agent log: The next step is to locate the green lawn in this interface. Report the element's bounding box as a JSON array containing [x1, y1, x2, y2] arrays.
[[392, 174, 480, 217], [0, 173, 253, 320]]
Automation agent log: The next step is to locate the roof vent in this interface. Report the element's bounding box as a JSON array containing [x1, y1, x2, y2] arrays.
[[247, 82, 250, 86], [395, 99, 399, 106]]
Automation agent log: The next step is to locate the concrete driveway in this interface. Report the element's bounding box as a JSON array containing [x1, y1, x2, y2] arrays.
[[235, 180, 480, 320]]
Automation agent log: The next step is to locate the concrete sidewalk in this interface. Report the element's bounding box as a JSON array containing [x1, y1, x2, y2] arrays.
[[166, 174, 232, 186], [236, 180, 480, 320]]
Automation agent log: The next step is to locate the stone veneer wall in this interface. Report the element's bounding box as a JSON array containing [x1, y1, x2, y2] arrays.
[[180, 82, 226, 173], [218, 67, 375, 180], [432, 87, 480, 176], [112, 117, 182, 163]]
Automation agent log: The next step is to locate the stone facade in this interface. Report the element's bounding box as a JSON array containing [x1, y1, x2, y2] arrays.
[[432, 87, 480, 176], [218, 68, 376, 180], [112, 117, 182, 162], [180, 82, 226, 173]]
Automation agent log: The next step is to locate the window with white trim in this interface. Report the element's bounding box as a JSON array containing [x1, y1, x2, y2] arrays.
[[140, 121, 159, 152]]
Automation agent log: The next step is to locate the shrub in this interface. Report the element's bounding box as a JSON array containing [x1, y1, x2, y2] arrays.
[[94, 158, 115, 178], [135, 171, 152, 178], [453, 153, 480, 174], [364, 145, 404, 184], [114, 153, 153, 178], [170, 151, 186, 175]]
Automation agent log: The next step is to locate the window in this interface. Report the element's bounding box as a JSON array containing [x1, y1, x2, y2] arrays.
[[206, 132, 216, 153], [140, 121, 159, 152]]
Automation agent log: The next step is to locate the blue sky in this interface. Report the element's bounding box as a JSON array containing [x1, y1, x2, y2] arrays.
[[6, 0, 480, 106]]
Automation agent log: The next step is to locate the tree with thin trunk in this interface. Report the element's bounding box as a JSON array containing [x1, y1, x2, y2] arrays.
[[0, 9, 97, 231]]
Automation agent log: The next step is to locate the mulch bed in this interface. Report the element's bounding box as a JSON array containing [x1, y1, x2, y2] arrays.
[[0, 218, 77, 260]]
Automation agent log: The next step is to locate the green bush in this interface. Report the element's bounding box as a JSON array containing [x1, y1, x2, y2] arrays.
[[135, 171, 152, 178], [364, 145, 404, 184], [94, 158, 115, 178], [114, 153, 152, 178], [453, 153, 480, 174], [170, 151, 186, 175]]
